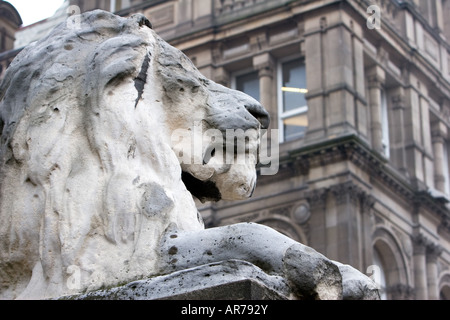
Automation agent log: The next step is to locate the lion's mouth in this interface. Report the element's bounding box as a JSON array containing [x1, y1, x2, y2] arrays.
[[181, 171, 222, 203]]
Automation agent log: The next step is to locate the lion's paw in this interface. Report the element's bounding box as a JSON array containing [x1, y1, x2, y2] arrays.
[[283, 244, 343, 300], [334, 262, 380, 300]]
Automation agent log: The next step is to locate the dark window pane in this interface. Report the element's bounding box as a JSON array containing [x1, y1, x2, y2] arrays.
[[283, 113, 308, 141], [236, 71, 260, 101]]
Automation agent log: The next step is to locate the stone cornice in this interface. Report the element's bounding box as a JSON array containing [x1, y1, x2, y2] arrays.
[[305, 179, 375, 211], [289, 134, 388, 177], [284, 134, 450, 228]]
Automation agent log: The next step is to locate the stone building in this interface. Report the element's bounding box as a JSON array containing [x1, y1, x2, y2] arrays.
[[0, 0, 21, 80], [2, 0, 450, 299]]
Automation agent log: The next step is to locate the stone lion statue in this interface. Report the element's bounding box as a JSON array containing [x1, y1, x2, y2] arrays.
[[0, 10, 378, 300]]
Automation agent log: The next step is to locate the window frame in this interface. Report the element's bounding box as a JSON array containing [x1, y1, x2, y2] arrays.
[[277, 54, 308, 143], [380, 87, 390, 159], [443, 142, 450, 195]]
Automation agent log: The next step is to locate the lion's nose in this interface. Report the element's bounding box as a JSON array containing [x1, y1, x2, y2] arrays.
[[207, 81, 270, 130], [244, 102, 270, 130]]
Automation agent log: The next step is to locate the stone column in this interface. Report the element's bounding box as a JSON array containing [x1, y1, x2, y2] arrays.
[[303, 17, 325, 142], [419, 94, 434, 188], [360, 193, 376, 272], [305, 188, 328, 256], [431, 120, 448, 193], [390, 87, 409, 176], [329, 182, 361, 267], [253, 53, 275, 130], [404, 79, 427, 187], [367, 66, 386, 155], [426, 244, 443, 300], [412, 235, 428, 300], [435, 0, 444, 32], [213, 66, 230, 87]]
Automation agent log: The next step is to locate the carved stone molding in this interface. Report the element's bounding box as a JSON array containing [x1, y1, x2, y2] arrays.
[[292, 202, 310, 225], [391, 93, 406, 110], [411, 234, 443, 260], [305, 188, 328, 209], [252, 53, 275, 78], [426, 243, 444, 262], [250, 33, 268, 53], [361, 193, 376, 212], [329, 181, 363, 206], [305, 180, 373, 214], [438, 217, 450, 240], [412, 234, 429, 255], [367, 74, 383, 89], [288, 135, 449, 239], [269, 204, 293, 218]]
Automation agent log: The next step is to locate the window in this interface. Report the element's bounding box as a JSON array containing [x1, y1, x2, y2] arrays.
[[444, 143, 450, 195], [235, 71, 260, 101], [380, 89, 390, 158], [0, 32, 5, 52], [278, 58, 308, 142], [110, 0, 130, 12]]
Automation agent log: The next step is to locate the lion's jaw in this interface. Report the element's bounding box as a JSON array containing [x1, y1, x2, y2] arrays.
[[151, 35, 269, 203], [162, 79, 267, 203]]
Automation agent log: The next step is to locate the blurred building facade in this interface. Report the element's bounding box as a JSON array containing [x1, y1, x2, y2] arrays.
[[2, 0, 450, 299], [0, 1, 21, 80]]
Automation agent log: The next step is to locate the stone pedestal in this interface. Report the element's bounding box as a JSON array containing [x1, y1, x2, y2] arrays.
[[60, 260, 290, 300]]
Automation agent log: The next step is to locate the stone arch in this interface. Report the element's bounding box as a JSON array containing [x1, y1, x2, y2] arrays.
[[372, 226, 412, 299], [0, 1, 23, 27], [257, 217, 308, 245], [439, 271, 450, 300]]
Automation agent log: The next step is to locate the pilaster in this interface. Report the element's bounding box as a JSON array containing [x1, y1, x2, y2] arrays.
[[390, 87, 409, 177], [431, 120, 448, 193], [411, 234, 443, 299], [412, 234, 428, 299], [367, 66, 386, 155], [426, 243, 443, 300], [253, 53, 276, 131]]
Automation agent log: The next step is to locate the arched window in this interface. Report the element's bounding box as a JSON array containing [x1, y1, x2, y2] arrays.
[[441, 285, 450, 300], [439, 273, 450, 300], [372, 247, 387, 300], [373, 227, 412, 299]]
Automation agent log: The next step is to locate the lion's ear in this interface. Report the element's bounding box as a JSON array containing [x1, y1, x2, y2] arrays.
[[130, 14, 152, 30]]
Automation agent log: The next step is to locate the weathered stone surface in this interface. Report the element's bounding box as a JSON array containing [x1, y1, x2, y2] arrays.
[[0, 10, 378, 300], [334, 262, 380, 300], [283, 244, 343, 300], [60, 260, 290, 300], [0, 9, 267, 299]]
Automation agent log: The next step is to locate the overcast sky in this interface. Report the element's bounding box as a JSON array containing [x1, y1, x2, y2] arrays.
[[7, 0, 65, 26]]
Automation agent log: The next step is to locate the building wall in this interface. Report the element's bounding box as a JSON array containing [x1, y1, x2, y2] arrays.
[[0, 0, 22, 80], [2, 0, 450, 299]]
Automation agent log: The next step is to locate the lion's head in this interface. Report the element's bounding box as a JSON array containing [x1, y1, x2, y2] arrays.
[[0, 10, 268, 299]]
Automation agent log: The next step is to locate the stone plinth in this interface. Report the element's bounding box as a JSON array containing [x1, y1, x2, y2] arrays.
[[60, 260, 290, 300]]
